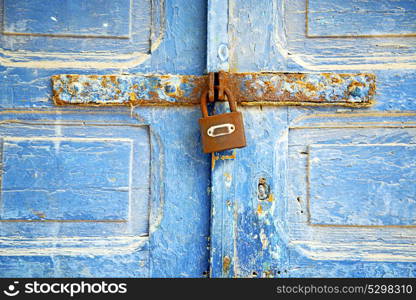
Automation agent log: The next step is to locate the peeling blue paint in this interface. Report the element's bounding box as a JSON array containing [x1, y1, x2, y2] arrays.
[[209, 0, 416, 278], [0, 0, 211, 278], [1, 0, 415, 279]]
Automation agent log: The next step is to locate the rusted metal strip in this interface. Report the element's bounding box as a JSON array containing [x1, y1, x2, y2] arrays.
[[52, 72, 375, 107], [222, 72, 375, 107], [52, 74, 207, 106]]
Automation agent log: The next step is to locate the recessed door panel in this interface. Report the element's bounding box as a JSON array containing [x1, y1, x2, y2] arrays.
[[286, 116, 416, 262], [0, 0, 164, 68], [307, 0, 416, 37], [308, 144, 416, 226]]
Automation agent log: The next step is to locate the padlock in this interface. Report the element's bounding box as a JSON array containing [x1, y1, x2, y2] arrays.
[[199, 87, 246, 153]]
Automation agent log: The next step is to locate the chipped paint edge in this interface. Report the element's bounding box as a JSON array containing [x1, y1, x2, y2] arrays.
[[0, 236, 148, 256]]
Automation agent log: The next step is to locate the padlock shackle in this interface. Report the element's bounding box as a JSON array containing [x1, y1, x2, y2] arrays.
[[200, 87, 237, 118], [200, 90, 209, 118]]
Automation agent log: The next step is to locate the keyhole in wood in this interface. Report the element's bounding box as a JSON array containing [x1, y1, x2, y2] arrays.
[[258, 177, 270, 201]]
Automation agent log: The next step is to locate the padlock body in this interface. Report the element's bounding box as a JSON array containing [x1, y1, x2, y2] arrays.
[[199, 111, 246, 153]]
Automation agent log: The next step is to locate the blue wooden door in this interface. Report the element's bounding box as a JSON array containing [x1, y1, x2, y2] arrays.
[[0, 0, 210, 277], [209, 0, 416, 277], [1, 0, 415, 279]]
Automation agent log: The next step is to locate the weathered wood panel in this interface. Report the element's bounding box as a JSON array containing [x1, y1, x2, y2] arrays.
[[307, 0, 416, 37], [2, 138, 133, 221], [228, 0, 416, 71], [0, 0, 162, 68], [210, 0, 416, 278], [285, 0, 416, 70], [0, 0, 211, 278], [4, 0, 131, 38], [0, 113, 150, 253], [308, 144, 416, 226]]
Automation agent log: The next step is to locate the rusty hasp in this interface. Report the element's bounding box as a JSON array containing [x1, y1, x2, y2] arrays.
[[221, 72, 376, 107], [51, 72, 376, 106], [52, 74, 207, 106]]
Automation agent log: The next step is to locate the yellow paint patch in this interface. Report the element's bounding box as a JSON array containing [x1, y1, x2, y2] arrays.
[[129, 92, 137, 101], [257, 204, 263, 215], [222, 256, 231, 274], [260, 229, 269, 250], [33, 211, 46, 219], [224, 173, 232, 181], [211, 154, 219, 170], [211, 150, 237, 170], [220, 150, 237, 160]]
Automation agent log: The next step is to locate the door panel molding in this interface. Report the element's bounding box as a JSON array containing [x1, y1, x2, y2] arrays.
[[284, 113, 416, 262], [0, 111, 155, 256], [227, 0, 416, 71], [0, 0, 165, 68]]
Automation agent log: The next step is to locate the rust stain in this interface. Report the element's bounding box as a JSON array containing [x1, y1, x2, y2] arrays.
[[129, 92, 137, 101], [101, 77, 107, 88], [257, 204, 263, 215], [211, 150, 237, 170], [322, 73, 334, 80], [224, 172, 232, 182], [220, 150, 237, 160], [109, 75, 117, 84], [67, 74, 79, 83], [305, 82, 318, 92], [211, 153, 219, 170], [33, 211, 46, 219], [222, 256, 231, 274], [241, 100, 373, 108], [263, 270, 274, 278], [222, 72, 375, 106], [348, 81, 365, 89], [331, 76, 342, 84], [51, 73, 375, 107], [51, 83, 65, 105], [147, 91, 159, 101]]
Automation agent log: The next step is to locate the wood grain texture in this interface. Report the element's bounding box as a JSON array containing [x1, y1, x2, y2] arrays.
[[0, 0, 211, 278], [1, 0, 416, 278], [287, 0, 416, 70], [308, 144, 416, 226], [228, 0, 416, 71], [307, 0, 416, 37], [4, 0, 132, 38], [0, 0, 163, 68], [209, 0, 416, 278]]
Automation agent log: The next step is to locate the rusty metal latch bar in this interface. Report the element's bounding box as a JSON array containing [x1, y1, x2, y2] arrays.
[[52, 72, 375, 107]]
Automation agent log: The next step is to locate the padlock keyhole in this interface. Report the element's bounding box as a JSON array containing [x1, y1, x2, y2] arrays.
[[207, 124, 236, 137]]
